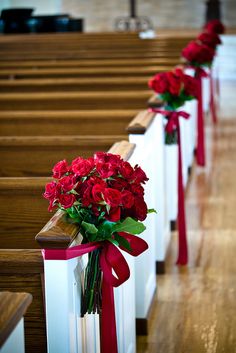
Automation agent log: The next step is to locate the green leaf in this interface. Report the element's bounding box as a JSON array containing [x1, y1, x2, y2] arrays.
[[147, 208, 157, 214], [108, 238, 119, 247], [113, 217, 146, 235], [114, 233, 132, 251], [97, 220, 116, 240], [81, 221, 98, 234]]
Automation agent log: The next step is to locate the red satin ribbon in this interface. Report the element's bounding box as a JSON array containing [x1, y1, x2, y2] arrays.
[[150, 108, 189, 265], [209, 68, 218, 124], [194, 67, 208, 167], [43, 232, 148, 353]]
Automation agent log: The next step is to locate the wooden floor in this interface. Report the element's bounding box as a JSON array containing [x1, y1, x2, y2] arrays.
[[137, 81, 236, 353]]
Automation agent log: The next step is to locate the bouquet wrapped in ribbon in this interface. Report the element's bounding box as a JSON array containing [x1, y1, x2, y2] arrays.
[[44, 152, 153, 316], [149, 67, 198, 144], [204, 19, 225, 34], [149, 68, 198, 265]]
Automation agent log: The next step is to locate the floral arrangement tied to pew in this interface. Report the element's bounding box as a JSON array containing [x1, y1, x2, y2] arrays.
[[148, 67, 198, 143], [43, 152, 155, 353], [148, 67, 198, 266]]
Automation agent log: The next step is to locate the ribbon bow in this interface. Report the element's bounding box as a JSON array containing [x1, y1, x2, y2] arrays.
[[43, 232, 148, 353], [153, 109, 190, 134], [150, 108, 189, 266]]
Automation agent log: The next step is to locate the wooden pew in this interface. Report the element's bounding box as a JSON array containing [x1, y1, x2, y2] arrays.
[[0, 250, 46, 353], [0, 57, 180, 69], [0, 141, 135, 353], [0, 135, 127, 177], [0, 77, 155, 93], [0, 91, 151, 110], [0, 66, 173, 79], [0, 291, 32, 353], [0, 110, 139, 136]]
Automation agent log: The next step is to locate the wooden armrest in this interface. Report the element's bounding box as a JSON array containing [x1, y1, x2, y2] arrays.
[[126, 110, 155, 134], [35, 210, 79, 249], [0, 291, 32, 347], [0, 249, 44, 274], [147, 95, 164, 109], [108, 140, 135, 161]]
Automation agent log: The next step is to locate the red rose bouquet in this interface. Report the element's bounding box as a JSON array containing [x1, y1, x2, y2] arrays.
[[44, 152, 154, 315], [149, 68, 198, 109], [197, 31, 222, 49], [204, 19, 225, 34], [149, 68, 197, 144], [182, 40, 215, 67]]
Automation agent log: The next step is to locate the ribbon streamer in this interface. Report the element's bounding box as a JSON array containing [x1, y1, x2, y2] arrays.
[[194, 67, 208, 167], [43, 232, 148, 353], [150, 108, 189, 265]]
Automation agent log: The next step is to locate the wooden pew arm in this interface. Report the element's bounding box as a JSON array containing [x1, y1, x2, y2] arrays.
[[147, 94, 164, 109], [0, 291, 32, 348], [126, 110, 156, 134]]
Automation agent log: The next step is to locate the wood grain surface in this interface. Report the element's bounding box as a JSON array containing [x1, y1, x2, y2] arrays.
[[0, 135, 127, 176], [0, 291, 32, 347]]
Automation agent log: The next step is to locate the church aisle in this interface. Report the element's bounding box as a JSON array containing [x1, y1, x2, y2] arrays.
[[137, 80, 236, 353]]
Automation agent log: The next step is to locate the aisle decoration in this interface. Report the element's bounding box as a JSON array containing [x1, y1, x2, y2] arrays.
[[204, 19, 225, 34], [43, 152, 154, 353], [197, 31, 222, 125], [182, 40, 215, 166], [149, 68, 198, 265]]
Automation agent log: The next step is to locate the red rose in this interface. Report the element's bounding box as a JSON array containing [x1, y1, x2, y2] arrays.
[[121, 190, 134, 208], [48, 199, 57, 212], [59, 194, 75, 209], [94, 152, 121, 165], [130, 183, 144, 196], [167, 71, 182, 96], [91, 184, 105, 203], [109, 178, 129, 191], [81, 185, 93, 207], [133, 197, 148, 221], [182, 41, 215, 65], [52, 159, 69, 179], [120, 161, 134, 179], [204, 19, 225, 34], [198, 31, 221, 49], [71, 157, 94, 177], [182, 74, 198, 98], [103, 188, 121, 207], [96, 162, 117, 178], [43, 181, 60, 200], [106, 207, 121, 222], [133, 165, 149, 184], [148, 72, 169, 94], [59, 175, 76, 192]]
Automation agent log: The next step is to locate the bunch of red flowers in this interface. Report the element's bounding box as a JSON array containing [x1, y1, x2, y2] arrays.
[[149, 67, 198, 109], [44, 152, 149, 232], [197, 31, 222, 49], [44, 151, 153, 316], [182, 40, 215, 66], [204, 19, 225, 34]]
